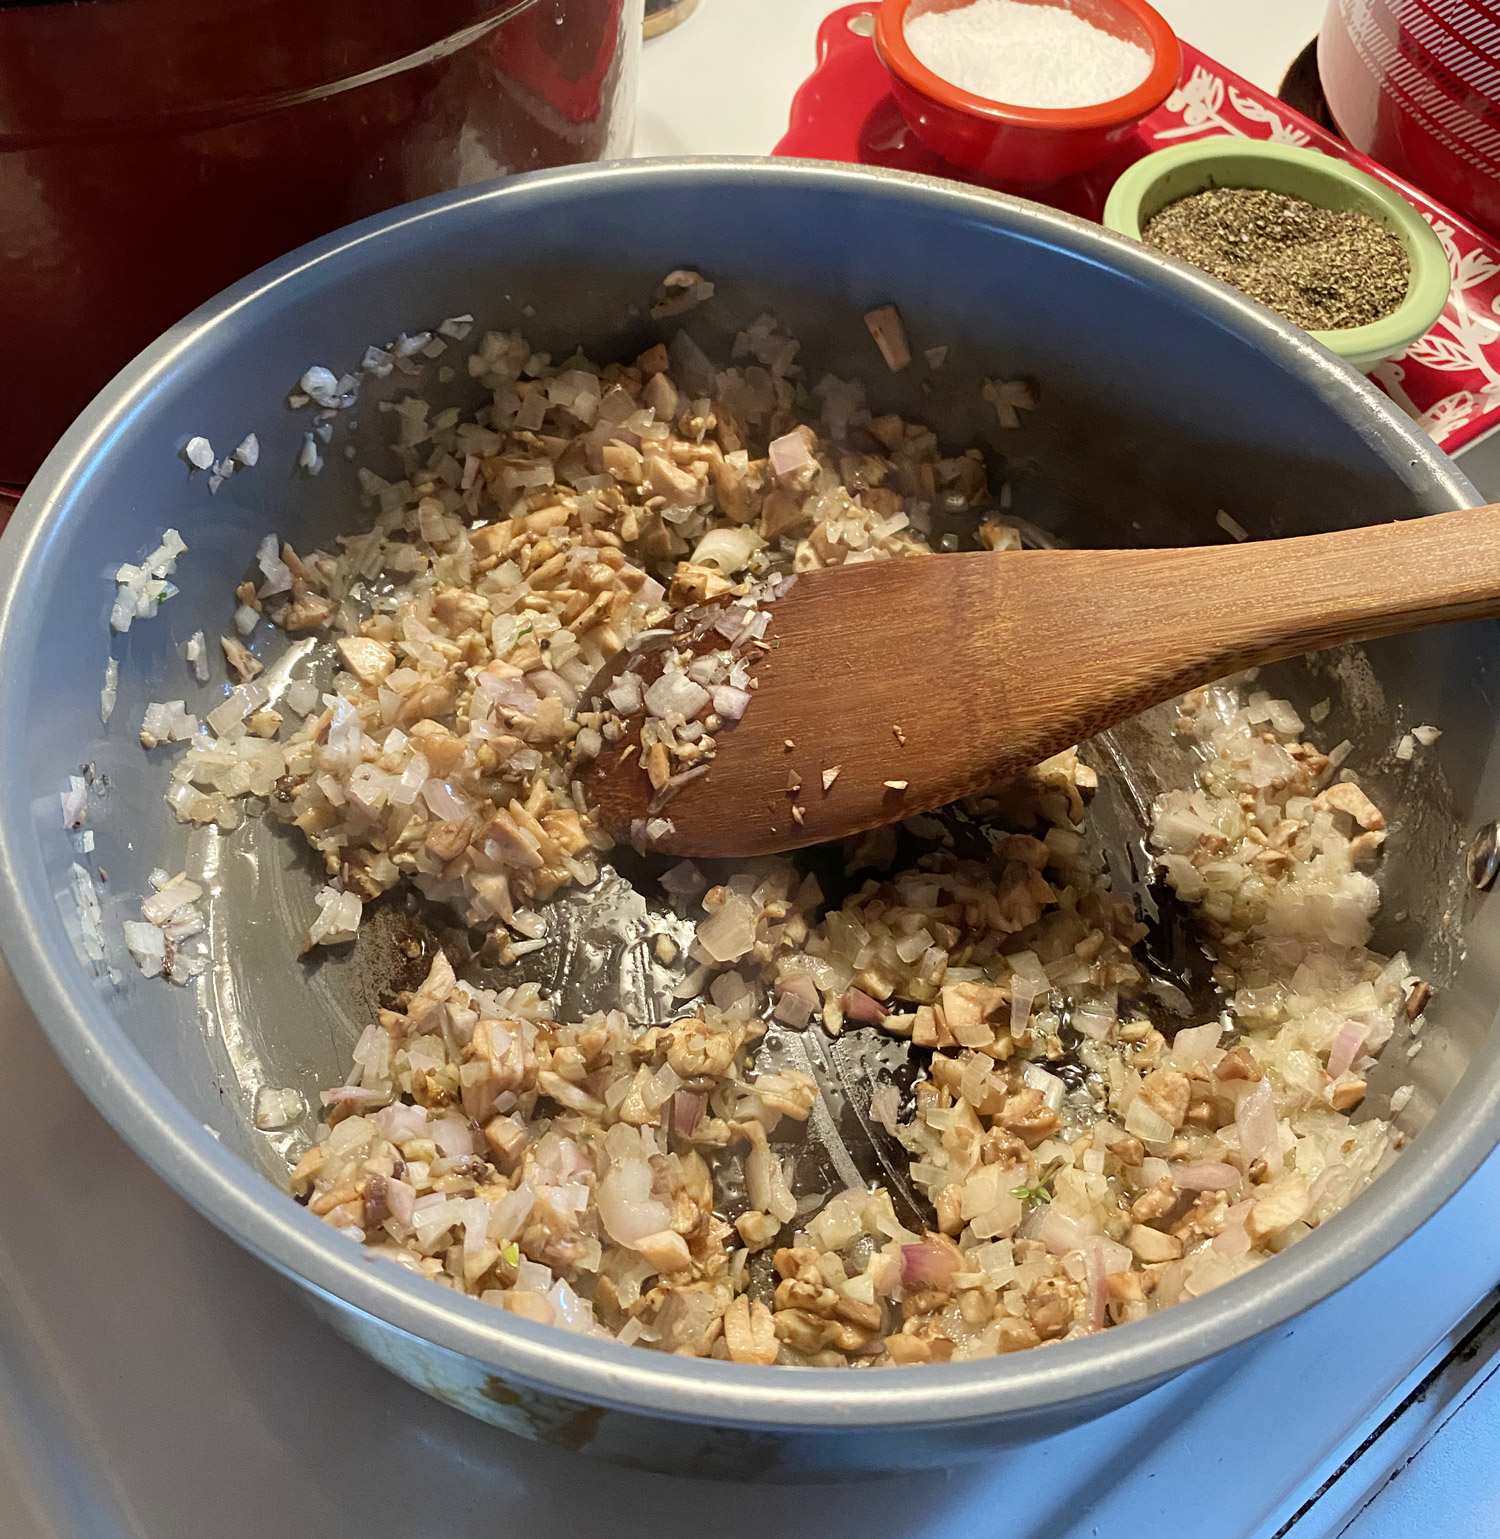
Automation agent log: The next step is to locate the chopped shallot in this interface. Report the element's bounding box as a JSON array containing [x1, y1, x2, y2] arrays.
[[140, 701, 198, 748], [1235, 1080, 1282, 1177], [842, 986, 888, 1024], [100, 658, 119, 723], [111, 529, 186, 632], [768, 431, 814, 479], [1327, 1018, 1370, 1080], [254, 1086, 305, 1130], [901, 1241, 960, 1290], [1171, 1161, 1242, 1192]]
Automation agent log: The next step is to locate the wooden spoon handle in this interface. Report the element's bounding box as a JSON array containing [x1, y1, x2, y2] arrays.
[[1121, 501, 1500, 665], [1019, 502, 1500, 718], [967, 503, 1500, 771]]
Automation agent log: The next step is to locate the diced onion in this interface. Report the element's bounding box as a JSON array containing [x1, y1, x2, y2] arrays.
[[696, 892, 758, 963], [597, 1159, 673, 1245], [1124, 1095, 1174, 1144], [644, 670, 710, 721]]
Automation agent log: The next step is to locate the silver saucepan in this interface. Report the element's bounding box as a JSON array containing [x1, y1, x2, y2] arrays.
[[2, 159, 1497, 1478]]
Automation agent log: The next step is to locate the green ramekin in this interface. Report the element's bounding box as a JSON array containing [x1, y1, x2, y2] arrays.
[[1102, 139, 1452, 373]]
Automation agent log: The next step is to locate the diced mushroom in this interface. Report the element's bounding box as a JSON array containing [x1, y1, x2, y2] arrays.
[[1245, 1172, 1310, 1243], [1126, 1224, 1182, 1262], [220, 634, 262, 682], [1313, 782, 1385, 831], [336, 636, 396, 686], [633, 1229, 694, 1274], [279, 590, 335, 632], [1139, 1068, 1192, 1129], [864, 304, 912, 372], [723, 1294, 778, 1364]]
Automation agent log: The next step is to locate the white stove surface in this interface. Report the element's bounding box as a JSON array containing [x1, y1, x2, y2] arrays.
[[7, 5, 1500, 1534]]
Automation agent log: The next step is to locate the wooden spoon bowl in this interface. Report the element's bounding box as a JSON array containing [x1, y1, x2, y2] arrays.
[[586, 504, 1500, 857]]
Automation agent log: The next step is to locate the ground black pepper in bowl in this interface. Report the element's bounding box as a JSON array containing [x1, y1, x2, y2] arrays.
[[1142, 186, 1410, 331]]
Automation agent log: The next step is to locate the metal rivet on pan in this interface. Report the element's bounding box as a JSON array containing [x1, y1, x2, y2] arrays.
[[847, 12, 875, 34], [1468, 821, 1500, 891]]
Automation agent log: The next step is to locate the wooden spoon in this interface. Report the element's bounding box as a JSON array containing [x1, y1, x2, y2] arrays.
[[585, 505, 1500, 858]]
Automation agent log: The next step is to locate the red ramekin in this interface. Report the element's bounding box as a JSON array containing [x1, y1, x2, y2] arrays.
[[875, 0, 1182, 186]]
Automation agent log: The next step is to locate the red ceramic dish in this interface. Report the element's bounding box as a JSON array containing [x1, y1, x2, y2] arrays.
[[873, 0, 1181, 185]]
